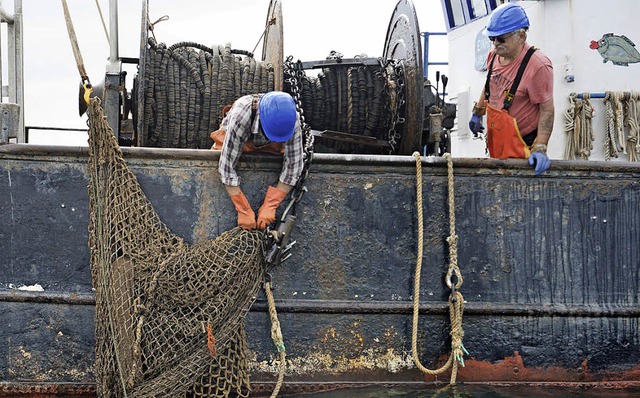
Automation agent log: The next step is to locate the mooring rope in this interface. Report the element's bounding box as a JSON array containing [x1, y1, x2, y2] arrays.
[[563, 94, 576, 159], [264, 281, 286, 398], [411, 152, 467, 385]]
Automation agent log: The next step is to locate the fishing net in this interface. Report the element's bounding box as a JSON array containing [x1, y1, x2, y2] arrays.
[[87, 98, 265, 397]]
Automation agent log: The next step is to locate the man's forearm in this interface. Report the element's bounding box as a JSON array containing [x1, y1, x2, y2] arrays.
[[275, 181, 293, 195], [225, 182, 293, 198], [536, 99, 555, 145], [225, 184, 242, 197]]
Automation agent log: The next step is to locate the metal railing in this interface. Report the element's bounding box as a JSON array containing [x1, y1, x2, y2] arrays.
[[422, 31, 447, 80], [0, 0, 24, 143]]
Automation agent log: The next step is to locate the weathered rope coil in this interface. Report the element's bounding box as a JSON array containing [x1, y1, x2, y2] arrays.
[[564, 92, 594, 160], [604, 91, 626, 160], [564, 91, 640, 161], [624, 92, 640, 162]]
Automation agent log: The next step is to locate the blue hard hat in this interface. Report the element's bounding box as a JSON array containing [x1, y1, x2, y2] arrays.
[[258, 91, 297, 142], [483, 3, 529, 37]]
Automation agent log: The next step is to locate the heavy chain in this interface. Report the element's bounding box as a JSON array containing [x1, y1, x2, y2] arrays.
[[384, 60, 406, 154], [284, 56, 314, 197], [261, 57, 315, 270]]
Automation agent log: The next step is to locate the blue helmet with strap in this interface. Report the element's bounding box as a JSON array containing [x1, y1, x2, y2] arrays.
[[258, 91, 297, 142], [484, 3, 529, 37]]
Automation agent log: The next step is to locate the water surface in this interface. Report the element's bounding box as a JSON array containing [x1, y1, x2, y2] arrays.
[[284, 385, 640, 397]]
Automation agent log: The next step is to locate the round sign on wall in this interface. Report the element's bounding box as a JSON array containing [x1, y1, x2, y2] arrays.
[[475, 29, 492, 71]]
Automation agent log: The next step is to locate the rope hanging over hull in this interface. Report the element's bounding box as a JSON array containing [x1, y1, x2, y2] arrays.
[[87, 98, 265, 397]]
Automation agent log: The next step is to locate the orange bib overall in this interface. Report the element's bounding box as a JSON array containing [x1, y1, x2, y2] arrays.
[[484, 47, 537, 159], [486, 102, 531, 159]]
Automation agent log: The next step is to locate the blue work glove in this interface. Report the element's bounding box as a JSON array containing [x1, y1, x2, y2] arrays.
[[469, 114, 484, 136], [528, 152, 550, 175]]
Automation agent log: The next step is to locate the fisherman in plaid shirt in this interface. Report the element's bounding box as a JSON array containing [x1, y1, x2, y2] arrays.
[[217, 91, 304, 230]]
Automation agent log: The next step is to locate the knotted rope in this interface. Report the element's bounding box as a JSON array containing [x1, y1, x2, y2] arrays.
[[411, 152, 467, 385], [146, 13, 169, 42], [604, 91, 625, 160], [624, 92, 640, 162], [564, 93, 594, 160]]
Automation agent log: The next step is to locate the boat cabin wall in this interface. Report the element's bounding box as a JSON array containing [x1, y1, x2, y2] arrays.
[[447, 0, 640, 162]]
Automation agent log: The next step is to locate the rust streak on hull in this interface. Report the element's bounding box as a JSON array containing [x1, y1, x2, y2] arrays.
[[419, 352, 640, 383]]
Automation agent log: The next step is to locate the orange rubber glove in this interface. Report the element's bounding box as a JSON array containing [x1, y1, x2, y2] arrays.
[[230, 192, 256, 230], [257, 186, 287, 230]]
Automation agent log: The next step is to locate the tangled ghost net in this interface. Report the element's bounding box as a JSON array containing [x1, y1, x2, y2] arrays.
[[87, 98, 265, 397]]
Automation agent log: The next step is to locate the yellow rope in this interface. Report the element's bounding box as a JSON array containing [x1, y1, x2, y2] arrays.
[[264, 281, 286, 397], [411, 152, 467, 385]]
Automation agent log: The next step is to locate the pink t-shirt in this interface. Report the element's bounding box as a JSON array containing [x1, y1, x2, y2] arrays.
[[486, 44, 553, 136]]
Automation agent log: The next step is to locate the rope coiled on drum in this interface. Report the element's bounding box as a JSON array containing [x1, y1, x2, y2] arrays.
[[295, 58, 397, 154], [142, 38, 275, 149], [141, 41, 403, 154]]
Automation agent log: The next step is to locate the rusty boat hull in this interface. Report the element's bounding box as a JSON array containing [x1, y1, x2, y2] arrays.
[[1, 144, 640, 395]]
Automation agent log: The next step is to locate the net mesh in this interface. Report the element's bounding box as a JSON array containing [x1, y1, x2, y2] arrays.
[[87, 98, 265, 397]]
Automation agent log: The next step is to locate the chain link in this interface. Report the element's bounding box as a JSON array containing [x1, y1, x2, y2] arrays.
[[284, 56, 314, 199], [384, 60, 406, 154]]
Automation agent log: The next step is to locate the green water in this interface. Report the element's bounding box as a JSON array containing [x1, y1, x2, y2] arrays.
[[284, 385, 640, 397]]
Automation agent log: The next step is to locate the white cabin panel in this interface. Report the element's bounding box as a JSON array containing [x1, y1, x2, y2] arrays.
[[447, 0, 640, 162]]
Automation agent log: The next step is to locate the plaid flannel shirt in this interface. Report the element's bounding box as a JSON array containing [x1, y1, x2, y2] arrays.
[[218, 94, 304, 187]]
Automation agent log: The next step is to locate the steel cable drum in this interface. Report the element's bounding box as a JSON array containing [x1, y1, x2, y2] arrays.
[[383, 0, 424, 155]]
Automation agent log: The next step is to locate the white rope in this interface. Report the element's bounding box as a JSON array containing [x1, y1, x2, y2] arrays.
[[563, 94, 576, 160], [614, 91, 627, 154], [564, 93, 594, 160], [624, 92, 640, 162], [94, 0, 109, 43], [604, 92, 618, 160]]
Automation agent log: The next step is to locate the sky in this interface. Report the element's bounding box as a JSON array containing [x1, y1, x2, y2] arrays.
[[2, 0, 447, 145]]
